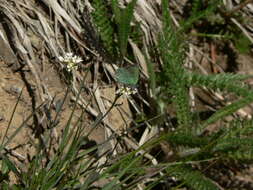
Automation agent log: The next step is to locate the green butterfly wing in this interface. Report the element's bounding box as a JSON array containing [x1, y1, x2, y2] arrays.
[[115, 66, 139, 86]]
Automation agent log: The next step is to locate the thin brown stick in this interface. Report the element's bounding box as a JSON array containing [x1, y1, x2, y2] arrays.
[[225, 0, 253, 17]]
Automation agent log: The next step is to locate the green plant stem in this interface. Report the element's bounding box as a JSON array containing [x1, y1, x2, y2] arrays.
[[1, 87, 24, 146]]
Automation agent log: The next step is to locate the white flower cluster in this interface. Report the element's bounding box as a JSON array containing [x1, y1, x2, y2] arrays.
[[116, 86, 138, 97], [58, 53, 83, 72]]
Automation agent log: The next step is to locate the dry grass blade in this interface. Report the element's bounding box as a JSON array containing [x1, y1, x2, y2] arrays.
[[224, 0, 253, 43], [132, 0, 161, 46], [41, 0, 82, 34], [0, 23, 19, 66], [129, 40, 148, 77]]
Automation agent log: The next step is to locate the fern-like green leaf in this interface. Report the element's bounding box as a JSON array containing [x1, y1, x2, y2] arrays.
[[184, 72, 253, 130], [228, 148, 253, 161], [167, 165, 220, 190], [165, 131, 209, 148], [160, 0, 192, 127], [187, 72, 253, 97], [211, 118, 253, 161], [191, 0, 202, 16], [180, 0, 221, 32], [214, 137, 253, 152], [186, 73, 253, 129], [202, 95, 253, 129], [229, 119, 253, 135], [92, 0, 115, 55]]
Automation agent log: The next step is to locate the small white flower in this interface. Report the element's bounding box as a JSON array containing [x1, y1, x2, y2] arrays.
[[58, 53, 83, 72], [116, 86, 137, 97], [58, 56, 65, 62]]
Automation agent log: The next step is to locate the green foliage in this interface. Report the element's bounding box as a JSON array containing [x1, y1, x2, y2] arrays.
[[187, 72, 252, 97], [181, 0, 221, 32], [172, 72, 253, 130], [159, 0, 192, 127], [202, 95, 253, 129], [16, 94, 97, 189], [167, 165, 220, 190], [182, 0, 251, 54], [165, 131, 209, 148], [91, 0, 115, 55], [2, 0, 253, 189], [92, 0, 138, 60], [213, 119, 253, 161], [117, 0, 137, 58], [129, 21, 143, 45], [234, 33, 252, 54], [148, 0, 253, 189], [111, 0, 121, 24], [101, 153, 144, 190], [156, 116, 253, 189], [0, 86, 147, 189], [191, 0, 202, 16]]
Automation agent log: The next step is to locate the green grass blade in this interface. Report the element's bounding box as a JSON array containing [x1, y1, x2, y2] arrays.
[[118, 0, 137, 58]]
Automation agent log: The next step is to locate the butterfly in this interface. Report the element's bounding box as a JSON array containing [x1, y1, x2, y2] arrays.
[[115, 66, 139, 86]]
